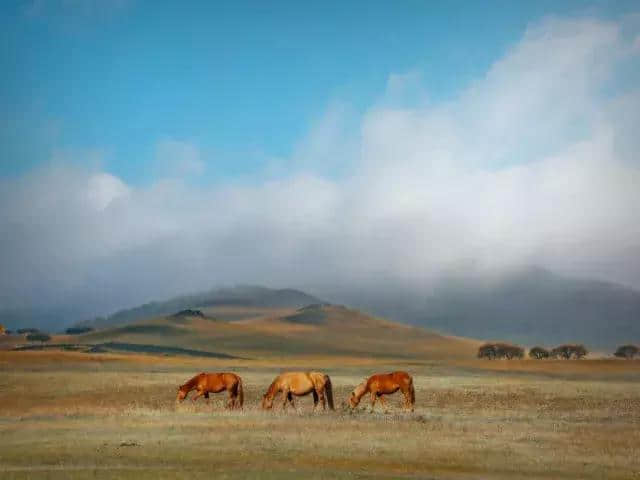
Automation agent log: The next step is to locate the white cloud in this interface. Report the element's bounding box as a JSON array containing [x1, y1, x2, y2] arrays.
[[86, 173, 129, 210], [2, 14, 640, 316]]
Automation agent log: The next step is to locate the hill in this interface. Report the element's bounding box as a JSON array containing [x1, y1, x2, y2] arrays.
[[330, 267, 640, 349], [41, 304, 478, 361], [77, 285, 322, 329]]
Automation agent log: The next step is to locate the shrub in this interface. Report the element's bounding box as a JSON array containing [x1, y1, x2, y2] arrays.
[[614, 344, 639, 359], [478, 342, 524, 360], [529, 346, 550, 359], [26, 333, 51, 343], [572, 344, 587, 359], [498, 343, 524, 359], [551, 344, 588, 359], [478, 343, 498, 359]]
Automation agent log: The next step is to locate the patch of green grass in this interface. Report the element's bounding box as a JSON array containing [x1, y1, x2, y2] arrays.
[[283, 307, 327, 325], [98, 342, 243, 359], [113, 324, 187, 336]]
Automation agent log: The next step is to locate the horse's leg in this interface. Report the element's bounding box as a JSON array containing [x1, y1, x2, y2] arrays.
[[370, 391, 378, 412], [378, 394, 389, 413], [281, 389, 290, 410], [318, 388, 326, 411], [401, 385, 415, 412], [227, 388, 237, 409], [287, 392, 297, 410], [204, 392, 210, 406], [401, 388, 411, 410], [192, 390, 204, 403], [312, 390, 319, 411]]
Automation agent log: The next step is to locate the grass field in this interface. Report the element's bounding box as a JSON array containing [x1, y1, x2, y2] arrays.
[[1, 350, 639, 479]]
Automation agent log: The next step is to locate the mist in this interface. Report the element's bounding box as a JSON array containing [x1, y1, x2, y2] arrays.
[[2, 15, 640, 327]]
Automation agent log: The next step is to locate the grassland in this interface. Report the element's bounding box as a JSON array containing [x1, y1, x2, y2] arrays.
[[1, 350, 639, 479]]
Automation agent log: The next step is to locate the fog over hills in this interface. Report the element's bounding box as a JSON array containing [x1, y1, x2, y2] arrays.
[[3, 267, 638, 350], [324, 267, 640, 349]]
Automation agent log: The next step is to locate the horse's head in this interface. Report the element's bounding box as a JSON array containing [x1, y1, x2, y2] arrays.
[[261, 393, 274, 410], [349, 381, 367, 408], [176, 385, 188, 402]]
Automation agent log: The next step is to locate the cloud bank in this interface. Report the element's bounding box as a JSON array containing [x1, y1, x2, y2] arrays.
[[2, 15, 640, 319]]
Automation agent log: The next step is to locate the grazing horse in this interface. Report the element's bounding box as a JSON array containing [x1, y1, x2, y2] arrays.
[[177, 372, 243, 409], [262, 371, 334, 411], [349, 371, 415, 412]]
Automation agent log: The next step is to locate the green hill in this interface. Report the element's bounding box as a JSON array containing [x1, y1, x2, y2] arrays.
[[64, 304, 477, 360], [76, 285, 322, 329]]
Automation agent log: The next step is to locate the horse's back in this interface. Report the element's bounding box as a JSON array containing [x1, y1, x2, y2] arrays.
[[393, 371, 412, 383], [367, 371, 412, 393], [202, 372, 238, 391], [277, 371, 316, 393], [308, 371, 328, 385], [221, 372, 241, 384]]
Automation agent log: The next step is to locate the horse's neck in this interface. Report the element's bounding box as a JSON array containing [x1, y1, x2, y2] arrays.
[[184, 374, 202, 391], [354, 382, 368, 401], [266, 380, 279, 398]]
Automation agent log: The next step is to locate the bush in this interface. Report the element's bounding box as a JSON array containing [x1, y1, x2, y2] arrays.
[[478, 342, 524, 360], [26, 333, 51, 343], [551, 344, 588, 359], [529, 346, 550, 359], [478, 343, 498, 359], [65, 327, 94, 335], [614, 344, 639, 359]]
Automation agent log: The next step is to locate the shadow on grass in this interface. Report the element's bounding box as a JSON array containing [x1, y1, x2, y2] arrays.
[[13, 342, 245, 359]]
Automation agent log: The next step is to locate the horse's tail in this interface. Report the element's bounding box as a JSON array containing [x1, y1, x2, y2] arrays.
[[237, 376, 244, 408], [324, 375, 335, 410], [408, 376, 415, 409]]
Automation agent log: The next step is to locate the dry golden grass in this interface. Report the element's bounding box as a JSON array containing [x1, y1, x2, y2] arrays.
[[1, 351, 639, 479]]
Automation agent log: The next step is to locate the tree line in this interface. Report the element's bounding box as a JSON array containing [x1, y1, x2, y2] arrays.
[[478, 342, 640, 359]]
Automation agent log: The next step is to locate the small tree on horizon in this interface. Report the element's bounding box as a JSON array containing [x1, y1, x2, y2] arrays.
[[614, 344, 639, 359], [478, 342, 524, 360], [551, 344, 587, 359], [26, 333, 51, 343], [529, 346, 550, 359], [572, 344, 587, 359]]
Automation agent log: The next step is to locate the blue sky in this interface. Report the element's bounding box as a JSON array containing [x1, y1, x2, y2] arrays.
[[1, 1, 640, 320], [2, 0, 637, 184]]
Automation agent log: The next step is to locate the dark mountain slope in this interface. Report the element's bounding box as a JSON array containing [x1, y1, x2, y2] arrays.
[[78, 285, 322, 329]]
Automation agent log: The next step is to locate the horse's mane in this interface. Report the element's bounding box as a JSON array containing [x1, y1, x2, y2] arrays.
[[352, 381, 368, 400], [180, 373, 203, 391], [264, 379, 278, 398]]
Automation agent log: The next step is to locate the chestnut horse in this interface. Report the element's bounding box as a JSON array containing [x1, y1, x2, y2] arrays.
[[349, 371, 415, 412], [262, 371, 334, 411], [177, 372, 243, 409]]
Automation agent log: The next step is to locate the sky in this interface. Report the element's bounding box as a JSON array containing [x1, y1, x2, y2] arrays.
[[1, 1, 640, 320]]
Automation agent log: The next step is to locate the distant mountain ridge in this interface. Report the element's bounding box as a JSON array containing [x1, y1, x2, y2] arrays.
[[329, 267, 640, 349], [77, 285, 322, 329]]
